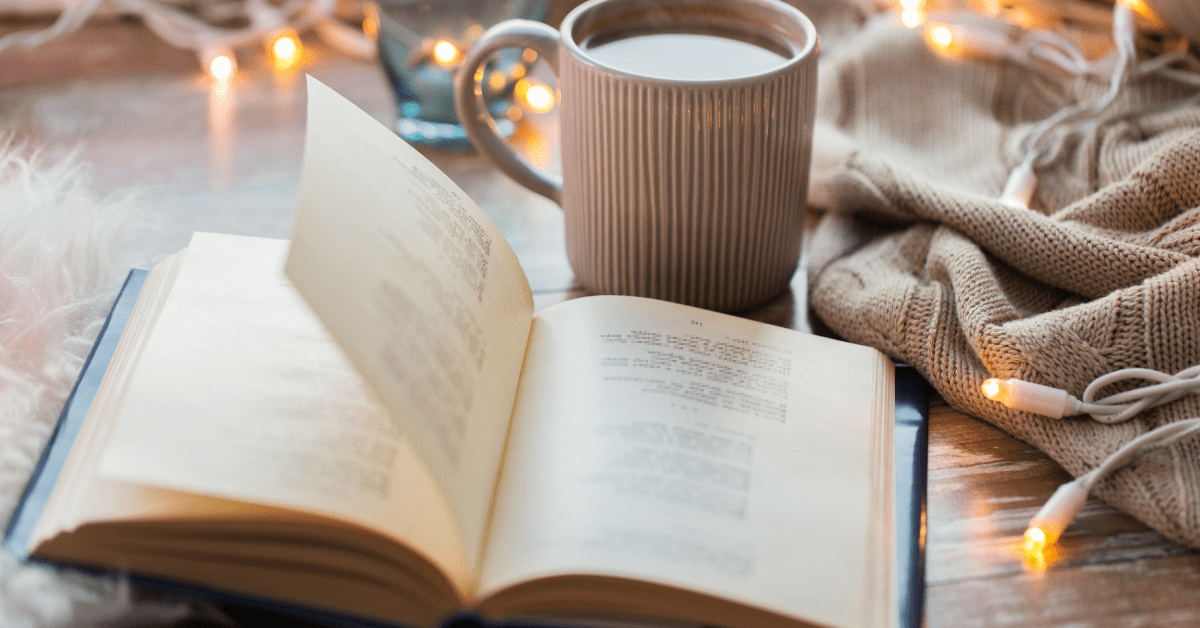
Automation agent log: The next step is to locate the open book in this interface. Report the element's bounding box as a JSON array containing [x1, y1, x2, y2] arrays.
[[6, 79, 903, 628]]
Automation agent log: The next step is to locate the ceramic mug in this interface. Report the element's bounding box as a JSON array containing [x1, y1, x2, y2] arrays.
[[454, 0, 818, 312]]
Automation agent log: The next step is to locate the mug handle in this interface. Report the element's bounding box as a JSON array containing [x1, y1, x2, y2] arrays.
[[454, 20, 563, 205]]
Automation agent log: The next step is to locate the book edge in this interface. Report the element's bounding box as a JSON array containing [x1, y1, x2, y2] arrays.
[[4, 268, 149, 556], [894, 364, 929, 628]]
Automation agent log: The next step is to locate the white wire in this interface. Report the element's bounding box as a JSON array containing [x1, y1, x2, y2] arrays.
[[0, 0, 105, 54], [0, 0, 363, 63], [989, 0, 1200, 211], [1017, 2, 1140, 169], [1077, 365, 1200, 424], [1079, 418, 1200, 490], [1013, 28, 1092, 76]]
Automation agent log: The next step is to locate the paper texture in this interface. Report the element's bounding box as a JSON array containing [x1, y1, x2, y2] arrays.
[[96, 233, 467, 587], [285, 77, 535, 567], [481, 296, 892, 628]]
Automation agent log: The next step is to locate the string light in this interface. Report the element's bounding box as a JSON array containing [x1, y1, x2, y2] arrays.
[[0, 0, 375, 81], [362, 14, 378, 40], [210, 55, 234, 80], [433, 40, 461, 67], [982, 366, 1200, 553], [1018, 419, 1200, 552], [927, 24, 953, 50], [898, 0, 924, 28], [924, 22, 1012, 61], [487, 71, 508, 92], [1024, 480, 1088, 553], [515, 78, 555, 114], [1024, 527, 1047, 553], [524, 84, 555, 113], [200, 47, 237, 81], [982, 366, 1200, 424], [1119, 0, 1163, 25], [270, 31, 303, 70], [980, 377, 1075, 418]]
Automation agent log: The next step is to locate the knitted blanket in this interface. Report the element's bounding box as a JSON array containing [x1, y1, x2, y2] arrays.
[[807, 16, 1200, 549]]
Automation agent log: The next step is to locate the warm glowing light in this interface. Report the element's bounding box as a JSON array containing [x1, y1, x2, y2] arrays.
[[511, 64, 527, 79], [1024, 526, 1047, 553], [523, 82, 555, 113], [1023, 547, 1047, 572], [272, 34, 301, 69], [899, 0, 921, 9], [1119, 0, 1154, 18], [207, 63, 236, 188], [433, 40, 460, 66], [981, 378, 1002, 400], [522, 48, 538, 64], [507, 104, 523, 122], [363, 15, 379, 39], [209, 54, 235, 80], [901, 8, 923, 28], [487, 71, 507, 91], [515, 78, 555, 113], [1119, 0, 1166, 26], [509, 117, 553, 169], [930, 25, 953, 48]]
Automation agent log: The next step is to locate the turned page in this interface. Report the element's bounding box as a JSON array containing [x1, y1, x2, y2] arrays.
[[479, 296, 895, 628], [285, 77, 535, 567], [94, 233, 469, 589]]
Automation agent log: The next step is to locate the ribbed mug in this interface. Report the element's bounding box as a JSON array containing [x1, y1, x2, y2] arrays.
[[455, 0, 818, 312]]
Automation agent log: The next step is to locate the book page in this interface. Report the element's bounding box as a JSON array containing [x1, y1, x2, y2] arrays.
[[478, 296, 894, 628], [97, 233, 469, 592], [284, 77, 535, 567]]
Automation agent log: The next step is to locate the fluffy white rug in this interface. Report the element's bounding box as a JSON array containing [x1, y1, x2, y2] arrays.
[[0, 143, 226, 627]]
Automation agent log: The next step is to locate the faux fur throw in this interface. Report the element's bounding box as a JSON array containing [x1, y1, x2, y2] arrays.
[[0, 145, 227, 627], [807, 17, 1200, 548]]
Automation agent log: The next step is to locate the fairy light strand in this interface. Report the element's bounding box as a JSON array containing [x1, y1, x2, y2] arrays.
[[939, 0, 1200, 558], [0, 0, 374, 78]]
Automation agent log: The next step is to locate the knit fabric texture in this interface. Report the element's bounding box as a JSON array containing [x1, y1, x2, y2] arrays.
[[807, 16, 1200, 548]]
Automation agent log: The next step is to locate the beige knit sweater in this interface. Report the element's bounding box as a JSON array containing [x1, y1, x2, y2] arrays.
[[807, 16, 1200, 549]]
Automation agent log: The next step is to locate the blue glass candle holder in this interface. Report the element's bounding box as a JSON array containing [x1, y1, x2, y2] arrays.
[[368, 0, 548, 149]]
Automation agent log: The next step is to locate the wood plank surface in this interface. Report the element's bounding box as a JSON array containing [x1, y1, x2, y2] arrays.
[[2, 12, 1199, 628]]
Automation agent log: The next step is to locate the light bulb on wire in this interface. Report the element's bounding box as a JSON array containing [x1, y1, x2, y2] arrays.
[[274, 35, 299, 64], [269, 30, 303, 70], [432, 40, 461, 67], [201, 47, 237, 81], [927, 23, 954, 50], [515, 78, 555, 114], [1119, 0, 1163, 25], [211, 54, 234, 80], [980, 366, 1200, 557], [898, 0, 924, 28], [524, 84, 555, 113], [924, 21, 1012, 61]]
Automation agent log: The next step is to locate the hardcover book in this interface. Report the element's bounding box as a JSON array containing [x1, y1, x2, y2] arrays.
[[5, 78, 926, 628]]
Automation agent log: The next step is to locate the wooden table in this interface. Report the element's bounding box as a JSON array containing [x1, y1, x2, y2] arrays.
[[3, 13, 1200, 628]]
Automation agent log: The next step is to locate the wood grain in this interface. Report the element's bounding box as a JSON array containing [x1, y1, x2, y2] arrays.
[[925, 401, 1200, 627], [3, 13, 1199, 628]]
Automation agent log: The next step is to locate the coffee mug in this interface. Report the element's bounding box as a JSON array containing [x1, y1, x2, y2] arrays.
[[454, 0, 818, 312]]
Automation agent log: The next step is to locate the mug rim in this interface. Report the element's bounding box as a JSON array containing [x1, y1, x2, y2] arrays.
[[559, 0, 818, 85]]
